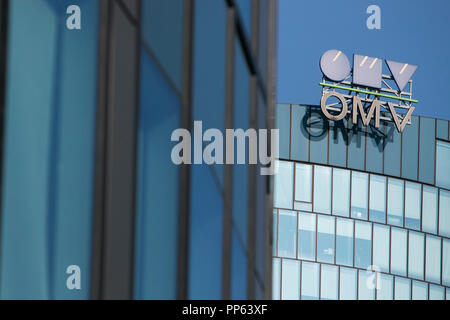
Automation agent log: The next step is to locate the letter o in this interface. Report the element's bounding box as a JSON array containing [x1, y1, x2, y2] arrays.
[[320, 49, 351, 82], [321, 92, 348, 121]]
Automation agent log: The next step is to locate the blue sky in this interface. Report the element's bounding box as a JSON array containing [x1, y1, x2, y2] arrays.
[[277, 0, 450, 120]]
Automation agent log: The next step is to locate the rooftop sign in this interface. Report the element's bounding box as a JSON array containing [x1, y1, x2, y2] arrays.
[[319, 49, 418, 132]]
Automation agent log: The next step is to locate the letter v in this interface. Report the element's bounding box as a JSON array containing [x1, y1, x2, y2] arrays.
[[388, 103, 415, 133]]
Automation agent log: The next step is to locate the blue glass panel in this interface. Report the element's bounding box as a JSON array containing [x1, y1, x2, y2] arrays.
[[429, 285, 445, 300], [141, 0, 184, 91], [235, 0, 252, 39], [320, 264, 338, 300], [0, 0, 98, 300], [443, 239, 450, 286], [274, 160, 293, 209], [369, 175, 386, 223], [301, 261, 319, 300], [422, 185, 438, 234], [273, 212, 277, 256], [387, 178, 404, 227], [351, 172, 368, 220], [418, 117, 436, 184], [436, 119, 448, 140], [373, 224, 390, 273], [394, 277, 411, 300], [188, 0, 227, 299], [405, 182, 421, 230], [412, 281, 428, 300], [347, 120, 365, 171], [401, 116, 419, 180], [339, 267, 357, 300], [365, 119, 384, 174], [309, 108, 329, 165], [336, 218, 353, 267], [276, 104, 291, 159], [332, 169, 350, 217], [317, 215, 335, 263], [291, 105, 309, 162], [408, 231, 424, 280], [377, 274, 393, 300], [281, 259, 300, 300], [135, 50, 181, 299], [383, 121, 401, 177], [358, 271, 375, 300], [231, 229, 247, 299], [295, 163, 312, 203], [355, 221, 371, 269], [278, 210, 297, 258], [436, 140, 450, 190], [272, 258, 281, 300], [232, 37, 250, 246], [298, 212, 316, 261], [439, 190, 450, 237], [391, 228, 407, 277], [425, 235, 441, 284], [329, 118, 348, 167], [313, 166, 331, 214]]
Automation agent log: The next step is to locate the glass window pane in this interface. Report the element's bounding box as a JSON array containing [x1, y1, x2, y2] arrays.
[[408, 231, 424, 280], [425, 235, 441, 284], [443, 239, 450, 286], [369, 175, 386, 223], [436, 140, 450, 189], [447, 288, 450, 300], [313, 166, 331, 214], [340, 267, 357, 300], [355, 221, 372, 269], [394, 277, 411, 300], [351, 172, 368, 220], [273, 212, 277, 256], [422, 185, 438, 234], [317, 215, 335, 263], [377, 273, 393, 300], [272, 258, 281, 300], [320, 265, 338, 300], [439, 190, 450, 237], [298, 212, 316, 261], [405, 182, 421, 230], [336, 218, 353, 267], [295, 164, 312, 203], [387, 178, 404, 226], [412, 280, 428, 300], [358, 270, 375, 300], [274, 161, 293, 209], [429, 284, 445, 300], [391, 228, 407, 276], [373, 224, 390, 273], [301, 262, 319, 300], [281, 259, 300, 300], [1, 0, 99, 300], [278, 210, 297, 258], [135, 49, 181, 299], [141, 0, 184, 91], [332, 169, 350, 217]]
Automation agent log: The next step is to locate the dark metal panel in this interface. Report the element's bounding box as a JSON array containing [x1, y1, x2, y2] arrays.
[[91, 0, 141, 300], [176, 0, 194, 301]]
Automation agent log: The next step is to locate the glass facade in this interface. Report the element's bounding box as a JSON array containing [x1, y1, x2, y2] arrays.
[[273, 104, 450, 300], [0, 0, 277, 300]]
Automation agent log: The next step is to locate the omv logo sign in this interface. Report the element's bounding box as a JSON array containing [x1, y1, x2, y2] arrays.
[[318, 49, 418, 133]]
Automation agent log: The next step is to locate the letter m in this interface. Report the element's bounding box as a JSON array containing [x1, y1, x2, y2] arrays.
[[352, 96, 381, 128]]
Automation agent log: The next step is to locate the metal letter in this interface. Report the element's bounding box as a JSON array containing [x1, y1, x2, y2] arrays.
[[321, 92, 348, 121]]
